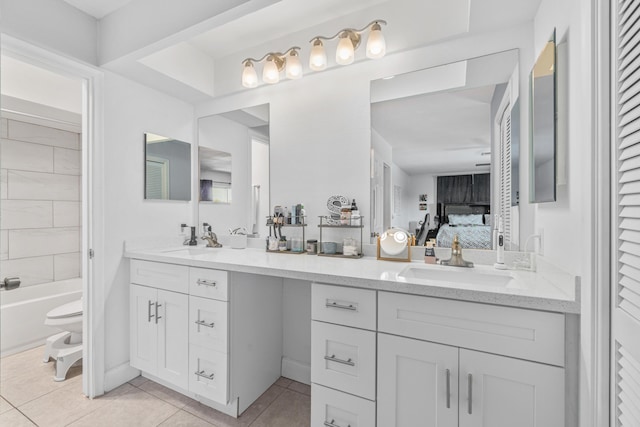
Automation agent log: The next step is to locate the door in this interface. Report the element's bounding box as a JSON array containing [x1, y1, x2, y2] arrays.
[[130, 285, 157, 373], [459, 349, 564, 427], [377, 333, 458, 427], [156, 289, 189, 389], [612, 0, 640, 425]]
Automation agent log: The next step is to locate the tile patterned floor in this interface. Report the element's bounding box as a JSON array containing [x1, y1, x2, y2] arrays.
[[0, 346, 311, 426]]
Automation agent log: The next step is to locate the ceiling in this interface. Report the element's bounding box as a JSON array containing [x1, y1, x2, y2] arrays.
[[62, 0, 135, 19]]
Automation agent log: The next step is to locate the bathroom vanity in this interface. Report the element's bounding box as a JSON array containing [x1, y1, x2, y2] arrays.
[[125, 246, 579, 426]]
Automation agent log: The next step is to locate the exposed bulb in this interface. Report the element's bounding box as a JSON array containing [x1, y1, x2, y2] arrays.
[[336, 35, 355, 65], [262, 59, 280, 84], [366, 23, 386, 59], [241, 61, 258, 88], [285, 51, 303, 79], [309, 39, 327, 71]]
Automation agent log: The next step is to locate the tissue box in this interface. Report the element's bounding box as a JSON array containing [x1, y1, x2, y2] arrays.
[[230, 234, 247, 249]]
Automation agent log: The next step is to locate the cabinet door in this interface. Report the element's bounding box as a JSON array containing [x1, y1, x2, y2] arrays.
[[130, 284, 158, 374], [378, 333, 458, 427], [459, 349, 564, 427], [156, 289, 189, 389]]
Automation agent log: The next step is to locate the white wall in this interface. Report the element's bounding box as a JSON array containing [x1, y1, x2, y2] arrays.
[[198, 115, 251, 235], [391, 165, 410, 230], [103, 71, 195, 377], [0, 0, 97, 65]]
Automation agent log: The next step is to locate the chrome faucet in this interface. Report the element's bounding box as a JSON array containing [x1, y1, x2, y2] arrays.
[[439, 235, 474, 268], [201, 226, 222, 248]]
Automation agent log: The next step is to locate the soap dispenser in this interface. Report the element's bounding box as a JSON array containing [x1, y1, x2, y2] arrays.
[[494, 217, 507, 269]]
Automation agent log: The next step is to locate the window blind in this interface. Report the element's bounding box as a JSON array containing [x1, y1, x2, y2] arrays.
[[499, 108, 512, 246]]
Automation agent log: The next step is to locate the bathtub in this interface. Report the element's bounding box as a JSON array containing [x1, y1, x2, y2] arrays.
[[1, 278, 83, 357]]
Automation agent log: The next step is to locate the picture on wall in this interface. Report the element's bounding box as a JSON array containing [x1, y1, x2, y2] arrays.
[[419, 194, 428, 202], [419, 203, 428, 211]]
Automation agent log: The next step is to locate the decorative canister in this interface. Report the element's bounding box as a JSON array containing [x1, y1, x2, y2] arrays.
[[306, 239, 318, 254]]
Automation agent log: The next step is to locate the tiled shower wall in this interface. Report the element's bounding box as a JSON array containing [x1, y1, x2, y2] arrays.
[[0, 117, 82, 287]]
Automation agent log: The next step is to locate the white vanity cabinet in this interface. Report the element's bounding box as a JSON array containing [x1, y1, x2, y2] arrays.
[[129, 259, 283, 418]]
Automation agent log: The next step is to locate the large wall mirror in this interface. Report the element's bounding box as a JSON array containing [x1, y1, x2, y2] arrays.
[[370, 49, 521, 250], [144, 132, 191, 201], [530, 31, 557, 203], [198, 104, 270, 237]]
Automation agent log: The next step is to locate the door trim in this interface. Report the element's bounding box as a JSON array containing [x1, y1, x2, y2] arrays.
[[1, 34, 106, 398]]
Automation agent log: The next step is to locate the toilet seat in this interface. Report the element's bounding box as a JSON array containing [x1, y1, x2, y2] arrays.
[[47, 299, 82, 319]]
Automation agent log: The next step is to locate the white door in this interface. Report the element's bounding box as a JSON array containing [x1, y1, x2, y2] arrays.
[[459, 349, 564, 427], [156, 289, 189, 389], [377, 333, 458, 427], [130, 284, 157, 374], [612, 1, 640, 425]]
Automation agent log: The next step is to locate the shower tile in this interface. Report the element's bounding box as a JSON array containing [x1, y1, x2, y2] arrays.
[[9, 228, 80, 259], [0, 200, 53, 230], [1, 118, 7, 138], [0, 256, 54, 286], [54, 147, 81, 176], [0, 139, 54, 173], [7, 170, 80, 201], [1, 169, 7, 199], [7, 120, 79, 150], [1, 230, 8, 260], [53, 201, 81, 227], [54, 253, 81, 281]]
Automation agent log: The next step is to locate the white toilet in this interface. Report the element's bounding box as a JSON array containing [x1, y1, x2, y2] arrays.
[[43, 299, 83, 381]]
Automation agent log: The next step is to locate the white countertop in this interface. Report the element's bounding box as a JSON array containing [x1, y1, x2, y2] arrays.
[[124, 246, 580, 314]]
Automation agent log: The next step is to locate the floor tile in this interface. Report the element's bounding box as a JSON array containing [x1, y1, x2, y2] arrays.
[[0, 346, 82, 407], [0, 408, 36, 426], [128, 375, 149, 387], [159, 410, 217, 427], [0, 396, 14, 414], [18, 379, 130, 427], [138, 380, 195, 409], [68, 385, 179, 427], [184, 384, 286, 427], [287, 381, 311, 396], [250, 389, 310, 427], [274, 377, 292, 388]]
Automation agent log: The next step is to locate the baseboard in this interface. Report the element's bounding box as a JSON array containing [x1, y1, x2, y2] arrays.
[[104, 361, 140, 392], [281, 357, 311, 385]]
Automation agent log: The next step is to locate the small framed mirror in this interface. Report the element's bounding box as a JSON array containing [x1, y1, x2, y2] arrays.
[[144, 133, 191, 201], [530, 30, 557, 203], [199, 147, 232, 204]]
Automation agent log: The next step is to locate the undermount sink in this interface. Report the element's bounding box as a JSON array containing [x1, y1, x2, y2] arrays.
[[398, 264, 514, 287], [159, 247, 215, 256]]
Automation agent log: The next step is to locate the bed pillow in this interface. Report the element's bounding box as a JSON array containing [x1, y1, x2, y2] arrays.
[[448, 214, 484, 226]]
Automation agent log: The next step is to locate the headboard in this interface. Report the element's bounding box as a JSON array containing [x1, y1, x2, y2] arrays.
[[438, 203, 490, 225]]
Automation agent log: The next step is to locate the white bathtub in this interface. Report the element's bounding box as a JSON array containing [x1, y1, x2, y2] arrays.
[[1, 278, 83, 357]]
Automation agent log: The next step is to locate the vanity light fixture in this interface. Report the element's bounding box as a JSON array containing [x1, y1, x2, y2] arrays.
[[309, 19, 387, 70], [241, 47, 302, 88]]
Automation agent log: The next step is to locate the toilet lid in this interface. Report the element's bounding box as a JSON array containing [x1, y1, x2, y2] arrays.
[[47, 299, 83, 319]]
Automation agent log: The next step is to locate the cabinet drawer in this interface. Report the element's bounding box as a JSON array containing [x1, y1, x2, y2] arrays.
[[189, 296, 228, 353], [378, 292, 565, 366], [189, 267, 228, 301], [312, 283, 376, 330], [130, 260, 188, 293], [311, 384, 375, 427], [311, 322, 376, 400], [189, 345, 228, 405]]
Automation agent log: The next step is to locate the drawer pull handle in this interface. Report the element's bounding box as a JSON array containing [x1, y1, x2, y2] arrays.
[[148, 300, 155, 322], [324, 420, 350, 427], [194, 370, 215, 380], [197, 279, 217, 288], [324, 354, 355, 366], [325, 301, 356, 311], [468, 373, 473, 415], [155, 303, 162, 324], [446, 368, 451, 409], [195, 320, 215, 328]]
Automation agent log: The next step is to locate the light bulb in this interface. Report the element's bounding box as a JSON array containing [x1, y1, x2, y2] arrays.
[[241, 62, 258, 88], [366, 23, 386, 59], [286, 51, 303, 79], [336, 35, 355, 65], [309, 39, 327, 71], [263, 59, 280, 84]]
